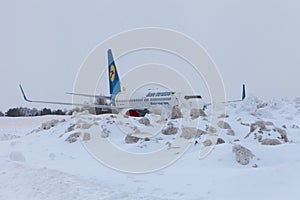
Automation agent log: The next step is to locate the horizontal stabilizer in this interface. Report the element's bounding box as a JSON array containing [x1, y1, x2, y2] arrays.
[[184, 95, 202, 100]]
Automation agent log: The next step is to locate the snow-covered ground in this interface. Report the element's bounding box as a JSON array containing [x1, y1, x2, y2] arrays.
[[1, 97, 300, 200]]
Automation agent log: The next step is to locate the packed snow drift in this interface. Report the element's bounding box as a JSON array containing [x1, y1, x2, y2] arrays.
[[1, 96, 300, 200]]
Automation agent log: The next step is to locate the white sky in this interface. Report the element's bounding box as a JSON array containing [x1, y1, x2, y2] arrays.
[[1, 0, 300, 111]]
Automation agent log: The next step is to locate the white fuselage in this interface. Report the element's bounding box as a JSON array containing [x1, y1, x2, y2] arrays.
[[115, 91, 203, 111], [115, 91, 178, 110]]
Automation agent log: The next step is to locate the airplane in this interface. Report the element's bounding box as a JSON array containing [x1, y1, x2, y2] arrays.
[[19, 49, 246, 117]]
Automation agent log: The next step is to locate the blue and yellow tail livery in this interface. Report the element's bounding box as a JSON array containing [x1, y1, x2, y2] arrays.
[[107, 49, 121, 105]]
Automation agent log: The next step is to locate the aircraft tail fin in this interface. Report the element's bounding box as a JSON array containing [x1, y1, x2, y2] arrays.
[[107, 49, 121, 105], [242, 84, 246, 100]]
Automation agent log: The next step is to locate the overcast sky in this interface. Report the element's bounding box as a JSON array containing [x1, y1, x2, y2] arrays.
[[1, 0, 300, 111]]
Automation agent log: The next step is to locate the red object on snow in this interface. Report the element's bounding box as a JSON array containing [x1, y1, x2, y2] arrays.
[[126, 110, 140, 117]]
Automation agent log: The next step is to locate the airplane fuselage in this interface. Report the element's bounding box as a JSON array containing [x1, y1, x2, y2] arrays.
[[115, 91, 178, 110]]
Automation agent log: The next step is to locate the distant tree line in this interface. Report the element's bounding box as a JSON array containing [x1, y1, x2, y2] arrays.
[[0, 98, 113, 117], [0, 106, 112, 117], [0, 107, 70, 117]]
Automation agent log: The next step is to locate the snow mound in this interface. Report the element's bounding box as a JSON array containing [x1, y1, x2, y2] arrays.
[[170, 106, 182, 119], [65, 132, 81, 143], [232, 144, 254, 165], [190, 108, 206, 119], [217, 120, 231, 129], [0, 133, 20, 141], [125, 135, 140, 144], [9, 151, 26, 162], [41, 119, 61, 130], [138, 117, 150, 126], [180, 127, 202, 139], [261, 138, 281, 145], [162, 122, 178, 135], [2, 96, 300, 199]]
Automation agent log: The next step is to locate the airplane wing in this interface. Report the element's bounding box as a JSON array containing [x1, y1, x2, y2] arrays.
[[65, 92, 111, 99], [19, 85, 117, 110]]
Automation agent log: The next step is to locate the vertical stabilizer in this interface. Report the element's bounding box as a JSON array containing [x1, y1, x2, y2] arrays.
[[107, 49, 121, 105], [242, 84, 246, 100]]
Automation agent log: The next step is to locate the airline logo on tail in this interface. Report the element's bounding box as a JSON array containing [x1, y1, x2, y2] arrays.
[[109, 64, 116, 82]]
